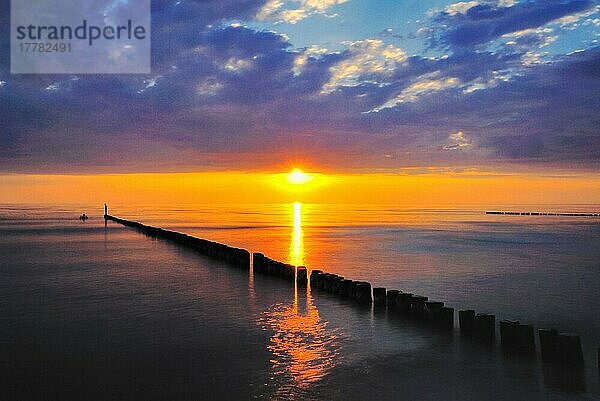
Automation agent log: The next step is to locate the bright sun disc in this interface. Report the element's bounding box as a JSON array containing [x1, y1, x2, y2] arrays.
[[287, 169, 313, 185]]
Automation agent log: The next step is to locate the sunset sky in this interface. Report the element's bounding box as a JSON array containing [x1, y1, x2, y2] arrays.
[[1, 0, 599, 204]]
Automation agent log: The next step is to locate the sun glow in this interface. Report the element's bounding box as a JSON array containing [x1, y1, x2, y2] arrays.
[[3, 171, 600, 205], [268, 168, 332, 197], [287, 169, 313, 185]]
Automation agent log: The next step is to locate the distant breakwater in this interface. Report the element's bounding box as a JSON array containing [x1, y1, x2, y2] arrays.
[[105, 213, 597, 374], [486, 211, 599, 217]]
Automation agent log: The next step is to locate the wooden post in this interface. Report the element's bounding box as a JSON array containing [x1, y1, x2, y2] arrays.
[[296, 266, 308, 286], [408, 295, 428, 320], [396, 293, 414, 315], [386, 290, 400, 310], [310, 270, 323, 287], [373, 287, 386, 307], [354, 282, 372, 304], [474, 314, 495, 343]]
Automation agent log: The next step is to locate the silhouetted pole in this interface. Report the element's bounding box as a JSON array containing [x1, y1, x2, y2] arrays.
[[104, 203, 108, 219], [539, 329, 584, 367], [459, 310, 476, 335], [373, 287, 387, 308], [500, 320, 535, 356], [296, 266, 308, 286]]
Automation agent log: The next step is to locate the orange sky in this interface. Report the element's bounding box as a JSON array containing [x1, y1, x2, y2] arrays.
[[1, 171, 599, 206]]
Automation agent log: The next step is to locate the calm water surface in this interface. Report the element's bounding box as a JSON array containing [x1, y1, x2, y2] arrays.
[[1, 203, 599, 400]]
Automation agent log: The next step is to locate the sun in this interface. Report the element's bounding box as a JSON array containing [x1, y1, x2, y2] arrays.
[[287, 168, 313, 185]]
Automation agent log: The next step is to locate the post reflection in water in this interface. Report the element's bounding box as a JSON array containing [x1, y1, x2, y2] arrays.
[[258, 202, 340, 399]]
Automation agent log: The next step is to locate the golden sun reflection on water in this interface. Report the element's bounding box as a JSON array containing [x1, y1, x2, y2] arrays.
[[289, 202, 304, 267], [258, 203, 340, 398], [259, 287, 340, 398]]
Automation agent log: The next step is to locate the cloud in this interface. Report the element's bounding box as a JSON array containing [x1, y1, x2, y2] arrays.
[[4, 39, 599, 172], [370, 72, 462, 112], [429, 0, 597, 50], [293, 45, 329, 75], [553, 3, 600, 26], [150, 0, 269, 67], [444, 1, 480, 16], [444, 131, 473, 150], [321, 39, 406, 93], [364, 49, 522, 113], [502, 27, 558, 49], [256, 0, 348, 24], [196, 77, 224, 96]]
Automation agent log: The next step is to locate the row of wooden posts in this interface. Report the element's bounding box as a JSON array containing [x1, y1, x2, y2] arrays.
[[106, 214, 592, 371], [105, 215, 251, 268], [253, 252, 587, 369], [486, 211, 600, 217]]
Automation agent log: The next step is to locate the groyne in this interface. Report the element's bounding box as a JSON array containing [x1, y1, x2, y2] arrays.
[[486, 211, 599, 217], [106, 212, 594, 373], [104, 215, 250, 268]]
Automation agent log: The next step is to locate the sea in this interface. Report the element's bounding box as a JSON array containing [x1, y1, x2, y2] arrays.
[[1, 203, 599, 400]]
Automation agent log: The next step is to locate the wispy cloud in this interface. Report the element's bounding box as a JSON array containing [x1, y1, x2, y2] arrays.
[[444, 131, 473, 150], [370, 72, 461, 112]]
